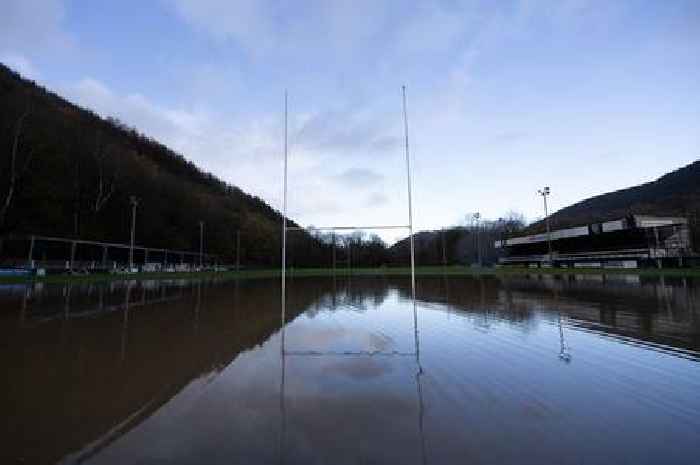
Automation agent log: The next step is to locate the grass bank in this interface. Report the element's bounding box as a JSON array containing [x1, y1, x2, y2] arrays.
[[1, 265, 699, 285]]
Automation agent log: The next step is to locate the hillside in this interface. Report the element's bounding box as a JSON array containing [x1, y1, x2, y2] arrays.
[[388, 162, 700, 265], [526, 160, 700, 234], [0, 63, 302, 266]]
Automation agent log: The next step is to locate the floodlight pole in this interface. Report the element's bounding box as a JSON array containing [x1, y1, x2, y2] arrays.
[[473, 212, 481, 266], [129, 196, 139, 270], [538, 186, 552, 260], [199, 220, 204, 268]]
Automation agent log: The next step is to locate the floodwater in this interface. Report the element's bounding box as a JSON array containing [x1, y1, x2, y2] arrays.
[[1, 274, 699, 465]]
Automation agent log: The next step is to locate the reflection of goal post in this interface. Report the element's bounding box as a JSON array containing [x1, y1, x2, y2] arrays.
[[277, 88, 424, 461]]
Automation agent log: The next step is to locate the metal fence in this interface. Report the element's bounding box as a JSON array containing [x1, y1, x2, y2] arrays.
[[1, 234, 220, 272]]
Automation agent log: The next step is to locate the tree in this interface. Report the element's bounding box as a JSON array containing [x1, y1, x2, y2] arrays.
[[0, 96, 36, 232], [90, 133, 118, 214]]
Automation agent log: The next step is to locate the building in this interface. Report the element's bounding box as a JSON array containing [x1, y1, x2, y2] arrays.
[[495, 215, 694, 268]]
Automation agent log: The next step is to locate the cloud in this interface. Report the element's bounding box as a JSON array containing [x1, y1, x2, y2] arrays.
[[0, 0, 69, 53], [167, 0, 274, 50], [365, 192, 389, 207], [0, 52, 39, 80], [68, 77, 209, 149], [166, 0, 391, 58], [332, 168, 384, 188], [64, 76, 285, 205], [61, 76, 383, 225], [0, 0, 71, 84], [489, 131, 528, 145], [165, 0, 486, 84], [294, 109, 399, 157]]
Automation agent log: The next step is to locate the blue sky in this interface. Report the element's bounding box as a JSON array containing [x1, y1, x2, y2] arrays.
[[2, 0, 699, 241]]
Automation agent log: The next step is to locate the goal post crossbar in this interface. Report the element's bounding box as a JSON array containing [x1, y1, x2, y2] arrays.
[[285, 225, 409, 232]]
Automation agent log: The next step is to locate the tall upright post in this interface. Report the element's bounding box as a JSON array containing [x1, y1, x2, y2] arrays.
[[403, 85, 419, 362], [476, 213, 483, 266], [199, 220, 204, 268], [402, 86, 416, 291], [129, 196, 139, 270], [278, 91, 289, 462], [538, 187, 552, 260], [281, 90, 288, 327]]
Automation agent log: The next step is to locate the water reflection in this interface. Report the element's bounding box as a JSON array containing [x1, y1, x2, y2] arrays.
[[0, 273, 698, 464]]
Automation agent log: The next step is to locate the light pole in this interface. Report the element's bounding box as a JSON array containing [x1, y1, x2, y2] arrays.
[[129, 196, 139, 270], [441, 227, 447, 267], [538, 186, 552, 260], [236, 229, 241, 272], [473, 212, 481, 266], [199, 220, 204, 269], [497, 217, 505, 258]]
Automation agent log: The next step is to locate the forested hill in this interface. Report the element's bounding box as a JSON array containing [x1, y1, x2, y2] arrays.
[[526, 159, 700, 234], [0, 63, 297, 265]]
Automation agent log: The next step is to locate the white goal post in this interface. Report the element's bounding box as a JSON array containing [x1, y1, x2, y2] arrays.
[[279, 86, 418, 357]]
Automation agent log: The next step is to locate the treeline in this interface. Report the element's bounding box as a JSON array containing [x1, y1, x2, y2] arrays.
[[285, 213, 526, 268], [390, 214, 526, 267], [0, 63, 313, 266]]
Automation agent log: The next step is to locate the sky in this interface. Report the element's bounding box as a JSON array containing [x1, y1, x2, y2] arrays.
[[1, 0, 699, 242]]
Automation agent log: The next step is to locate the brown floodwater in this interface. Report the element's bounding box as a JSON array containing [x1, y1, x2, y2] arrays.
[[1, 274, 699, 464]]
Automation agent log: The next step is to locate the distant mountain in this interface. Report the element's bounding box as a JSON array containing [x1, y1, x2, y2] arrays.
[[527, 160, 700, 234], [0, 63, 308, 266]]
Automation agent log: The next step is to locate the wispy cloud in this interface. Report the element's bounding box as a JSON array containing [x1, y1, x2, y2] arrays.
[[366, 192, 389, 207], [295, 109, 399, 157], [0, 52, 39, 80], [0, 0, 68, 52], [332, 168, 384, 188]]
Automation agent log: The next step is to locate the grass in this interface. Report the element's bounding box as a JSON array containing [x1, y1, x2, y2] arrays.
[[1, 265, 699, 285]]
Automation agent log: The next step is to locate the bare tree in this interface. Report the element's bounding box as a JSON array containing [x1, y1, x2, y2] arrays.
[[0, 99, 37, 231], [91, 134, 118, 214], [501, 210, 526, 232]]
